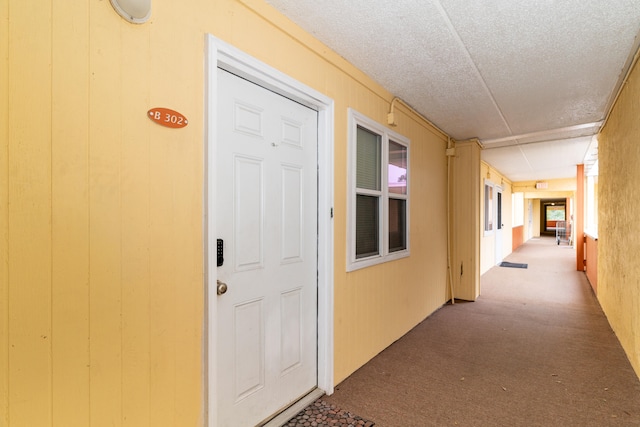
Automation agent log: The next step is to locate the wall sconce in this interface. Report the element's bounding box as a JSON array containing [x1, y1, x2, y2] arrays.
[[110, 0, 151, 24]]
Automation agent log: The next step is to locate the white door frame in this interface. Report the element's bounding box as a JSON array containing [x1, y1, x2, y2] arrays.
[[205, 34, 335, 426], [494, 186, 503, 265]]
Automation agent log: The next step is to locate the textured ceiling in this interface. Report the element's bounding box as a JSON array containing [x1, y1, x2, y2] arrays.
[[266, 0, 640, 181]]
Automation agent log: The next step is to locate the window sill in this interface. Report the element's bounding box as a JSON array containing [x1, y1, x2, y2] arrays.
[[346, 250, 410, 272]]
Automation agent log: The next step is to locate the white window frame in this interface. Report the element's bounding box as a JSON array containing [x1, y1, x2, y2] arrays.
[[512, 192, 524, 227], [347, 109, 410, 272], [484, 180, 494, 236]]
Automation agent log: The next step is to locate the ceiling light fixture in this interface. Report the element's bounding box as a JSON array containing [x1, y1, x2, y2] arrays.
[[110, 0, 151, 24]]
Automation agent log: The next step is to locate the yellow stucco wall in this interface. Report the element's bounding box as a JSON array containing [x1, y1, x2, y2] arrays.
[[598, 58, 640, 379], [1, 0, 449, 425]]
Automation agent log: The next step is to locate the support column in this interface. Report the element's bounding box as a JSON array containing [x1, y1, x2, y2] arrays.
[[451, 139, 481, 300], [576, 164, 585, 271]]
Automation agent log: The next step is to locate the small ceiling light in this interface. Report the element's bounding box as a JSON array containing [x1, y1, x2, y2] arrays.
[[110, 0, 151, 24]]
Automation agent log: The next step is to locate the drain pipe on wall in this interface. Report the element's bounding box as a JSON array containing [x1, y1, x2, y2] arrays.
[[386, 97, 456, 303], [446, 137, 456, 304]]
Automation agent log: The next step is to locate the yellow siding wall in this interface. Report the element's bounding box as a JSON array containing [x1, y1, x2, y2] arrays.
[[1, 0, 450, 425], [598, 59, 640, 379], [1, 0, 8, 422], [2, 1, 209, 426]]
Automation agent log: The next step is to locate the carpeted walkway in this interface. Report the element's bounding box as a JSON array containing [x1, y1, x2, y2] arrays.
[[319, 237, 640, 426]]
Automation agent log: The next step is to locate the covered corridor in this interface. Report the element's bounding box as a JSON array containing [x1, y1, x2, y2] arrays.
[[302, 238, 640, 426], [3, 2, 640, 425]]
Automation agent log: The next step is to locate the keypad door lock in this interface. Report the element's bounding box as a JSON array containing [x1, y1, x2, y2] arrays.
[[217, 239, 224, 267]]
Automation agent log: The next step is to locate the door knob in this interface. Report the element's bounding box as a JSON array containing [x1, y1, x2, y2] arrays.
[[217, 280, 228, 295]]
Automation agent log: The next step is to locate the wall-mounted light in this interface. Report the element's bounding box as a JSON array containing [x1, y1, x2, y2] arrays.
[[110, 0, 151, 24]]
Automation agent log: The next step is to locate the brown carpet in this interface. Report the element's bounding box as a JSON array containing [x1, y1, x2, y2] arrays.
[[323, 237, 640, 426]]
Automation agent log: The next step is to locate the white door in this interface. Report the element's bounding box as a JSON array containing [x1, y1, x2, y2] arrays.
[[495, 188, 503, 265], [528, 199, 533, 239], [215, 69, 318, 426]]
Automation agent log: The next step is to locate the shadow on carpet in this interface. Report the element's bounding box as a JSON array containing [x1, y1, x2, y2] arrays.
[[284, 399, 375, 427]]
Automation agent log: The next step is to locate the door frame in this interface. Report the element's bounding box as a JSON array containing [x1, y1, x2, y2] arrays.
[[494, 186, 503, 265], [204, 35, 335, 426]]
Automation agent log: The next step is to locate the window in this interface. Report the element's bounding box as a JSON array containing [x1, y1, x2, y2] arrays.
[[347, 109, 409, 271], [512, 192, 524, 227], [484, 182, 494, 233], [586, 175, 598, 234], [546, 205, 565, 220], [496, 190, 502, 231]]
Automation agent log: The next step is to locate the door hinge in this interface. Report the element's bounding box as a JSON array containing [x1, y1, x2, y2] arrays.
[[330, 207, 334, 218]]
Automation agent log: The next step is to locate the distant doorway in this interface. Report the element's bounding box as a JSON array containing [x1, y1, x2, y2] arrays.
[[541, 199, 566, 236]]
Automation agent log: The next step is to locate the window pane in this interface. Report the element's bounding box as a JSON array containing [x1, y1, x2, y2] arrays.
[[512, 192, 524, 227], [388, 140, 407, 195], [484, 184, 493, 231], [546, 205, 565, 220], [356, 194, 379, 258], [496, 191, 502, 230], [356, 126, 381, 190], [388, 198, 406, 252]]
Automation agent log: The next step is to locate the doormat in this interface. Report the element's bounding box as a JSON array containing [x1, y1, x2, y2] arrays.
[[500, 261, 528, 269], [284, 399, 375, 427]]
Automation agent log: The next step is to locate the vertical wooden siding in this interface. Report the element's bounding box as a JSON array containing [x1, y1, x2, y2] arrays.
[[0, 0, 8, 424], [8, 2, 53, 426], [2, 1, 206, 425], [52, 2, 90, 426]]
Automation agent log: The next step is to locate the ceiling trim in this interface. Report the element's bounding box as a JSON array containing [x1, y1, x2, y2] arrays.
[[480, 121, 603, 146]]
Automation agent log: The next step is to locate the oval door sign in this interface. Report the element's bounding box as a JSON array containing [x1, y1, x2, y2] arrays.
[[148, 108, 188, 128]]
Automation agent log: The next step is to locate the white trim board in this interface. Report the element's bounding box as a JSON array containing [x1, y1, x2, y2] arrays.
[[204, 34, 335, 426]]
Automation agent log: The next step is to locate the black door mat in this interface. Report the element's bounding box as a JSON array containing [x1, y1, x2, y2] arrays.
[[500, 261, 528, 268], [284, 399, 375, 427]]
